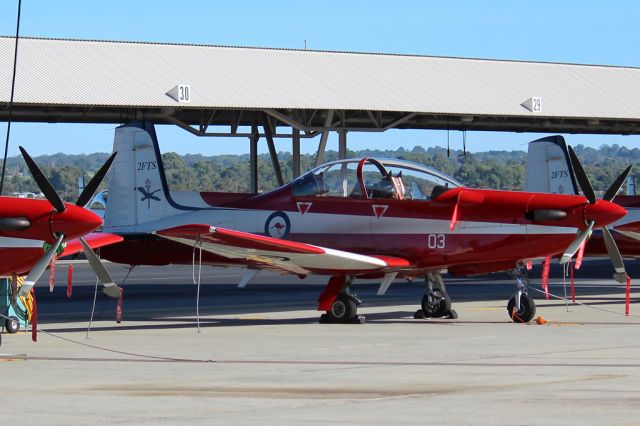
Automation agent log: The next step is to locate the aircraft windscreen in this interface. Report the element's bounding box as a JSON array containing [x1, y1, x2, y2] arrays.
[[292, 162, 359, 197], [292, 159, 458, 200]]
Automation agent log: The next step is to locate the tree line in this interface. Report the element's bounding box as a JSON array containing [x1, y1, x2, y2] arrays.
[[2, 144, 638, 200]]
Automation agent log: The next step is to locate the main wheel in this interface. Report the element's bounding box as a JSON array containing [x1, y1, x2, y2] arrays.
[[326, 294, 357, 323], [507, 294, 536, 323], [4, 316, 19, 334], [421, 290, 451, 318]]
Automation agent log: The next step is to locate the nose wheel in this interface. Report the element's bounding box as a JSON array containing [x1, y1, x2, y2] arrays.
[[507, 293, 536, 323], [507, 265, 536, 323]]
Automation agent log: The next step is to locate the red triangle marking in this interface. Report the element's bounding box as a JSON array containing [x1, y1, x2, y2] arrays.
[[372, 204, 388, 219], [297, 202, 312, 215]]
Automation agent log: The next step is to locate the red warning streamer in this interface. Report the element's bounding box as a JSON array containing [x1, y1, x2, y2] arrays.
[[116, 290, 123, 323], [625, 275, 631, 316], [575, 240, 586, 270], [449, 202, 459, 231], [49, 255, 57, 292], [542, 256, 551, 300], [66, 264, 73, 298]]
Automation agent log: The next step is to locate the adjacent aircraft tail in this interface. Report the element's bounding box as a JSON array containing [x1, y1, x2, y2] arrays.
[[104, 121, 181, 231], [524, 135, 579, 195]]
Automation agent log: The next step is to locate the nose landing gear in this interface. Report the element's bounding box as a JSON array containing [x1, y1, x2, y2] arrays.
[[507, 266, 536, 323]]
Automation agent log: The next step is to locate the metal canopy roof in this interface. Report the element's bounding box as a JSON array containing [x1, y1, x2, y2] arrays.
[[1, 36, 640, 135]]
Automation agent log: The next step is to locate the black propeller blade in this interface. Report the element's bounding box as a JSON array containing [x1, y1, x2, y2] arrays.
[[562, 145, 632, 283], [567, 145, 596, 204], [603, 164, 633, 202], [76, 152, 117, 207], [19, 146, 66, 213]]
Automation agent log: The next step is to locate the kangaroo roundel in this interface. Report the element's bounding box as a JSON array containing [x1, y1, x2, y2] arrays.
[[264, 211, 290, 239]]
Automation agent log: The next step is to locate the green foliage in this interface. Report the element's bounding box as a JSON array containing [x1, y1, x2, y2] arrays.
[[1, 143, 637, 198]]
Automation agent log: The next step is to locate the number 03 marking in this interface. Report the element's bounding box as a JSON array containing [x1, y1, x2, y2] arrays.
[[427, 234, 445, 249]]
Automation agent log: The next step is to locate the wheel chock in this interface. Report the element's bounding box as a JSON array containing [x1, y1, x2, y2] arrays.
[[444, 309, 458, 319], [413, 309, 427, 319], [535, 316, 548, 325]]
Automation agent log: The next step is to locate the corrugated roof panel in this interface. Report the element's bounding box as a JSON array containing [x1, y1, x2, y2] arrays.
[[0, 37, 639, 119]]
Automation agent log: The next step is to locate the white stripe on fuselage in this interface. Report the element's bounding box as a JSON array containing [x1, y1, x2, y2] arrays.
[[107, 208, 579, 236], [0, 237, 44, 248]]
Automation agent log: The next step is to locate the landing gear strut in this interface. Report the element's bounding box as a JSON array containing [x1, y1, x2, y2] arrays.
[[507, 266, 536, 323], [414, 273, 458, 320], [318, 276, 364, 324]]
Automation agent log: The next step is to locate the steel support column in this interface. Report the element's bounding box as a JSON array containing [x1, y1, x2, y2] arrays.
[[249, 126, 259, 193], [315, 109, 334, 167], [292, 128, 301, 177], [262, 114, 284, 187], [338, 129, 348, 159]]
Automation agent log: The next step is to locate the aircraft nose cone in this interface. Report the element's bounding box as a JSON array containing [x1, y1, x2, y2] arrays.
[[585, 200, 627, 227], [51, 204, 103, 239]]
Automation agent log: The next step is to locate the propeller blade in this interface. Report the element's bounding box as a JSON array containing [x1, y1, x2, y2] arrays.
[[567, 145, 596, 204], [76, 152, 117, 207], [603, 165, 633, 202], [0, 217, 30, 231], [602, 226, 627, 283], [560, 220, 594, 264], [18, 234, 64, 296], [19, 146, 66, 213], [79, 237, 121, 298]]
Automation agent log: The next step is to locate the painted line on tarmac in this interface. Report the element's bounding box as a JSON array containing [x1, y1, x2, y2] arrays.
[[4, 355, 640, 369]]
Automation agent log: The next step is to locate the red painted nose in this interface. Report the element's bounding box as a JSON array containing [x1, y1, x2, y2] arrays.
[[584, 200, 627, 227], [50, 204, 103, 239]]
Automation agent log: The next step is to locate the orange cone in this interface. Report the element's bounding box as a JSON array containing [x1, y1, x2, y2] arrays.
[[536, 316, 548, 325]]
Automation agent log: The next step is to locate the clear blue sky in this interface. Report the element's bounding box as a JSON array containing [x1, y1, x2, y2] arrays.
[[1, 1, 639, 156]]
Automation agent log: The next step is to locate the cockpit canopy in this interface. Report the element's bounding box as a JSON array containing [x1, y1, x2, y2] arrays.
[[292, 158, 462, 200]]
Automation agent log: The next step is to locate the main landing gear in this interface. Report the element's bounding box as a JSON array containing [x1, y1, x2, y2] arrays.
[[318, 276, 364, 324], [507, 266, 536, 323], [414, 273, 458, 320]]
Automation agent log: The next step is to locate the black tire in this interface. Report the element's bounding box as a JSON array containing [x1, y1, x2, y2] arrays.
[[5, 316, 19, 334], [421, 290, 451, 318], [507, 294, 536, 323], [326, 294, 357, 323]]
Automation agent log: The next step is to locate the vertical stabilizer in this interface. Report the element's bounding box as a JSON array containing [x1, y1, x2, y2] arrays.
[[525, 136, 578, 195], [104, 121, 177, 230]]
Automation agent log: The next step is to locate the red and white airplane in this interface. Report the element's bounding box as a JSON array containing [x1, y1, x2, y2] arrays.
[[99, 122, 630, 323], [0, 148, 122, 301], [525, 135, 639, 261]]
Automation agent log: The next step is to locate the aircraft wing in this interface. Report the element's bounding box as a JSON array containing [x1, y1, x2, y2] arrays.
[[156, 224, 409, 275], [60, 232, 124, 258]]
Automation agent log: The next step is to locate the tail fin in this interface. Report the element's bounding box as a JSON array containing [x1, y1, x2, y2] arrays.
[[104, 121, 177, 230], [525, 135, 579, 195]]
